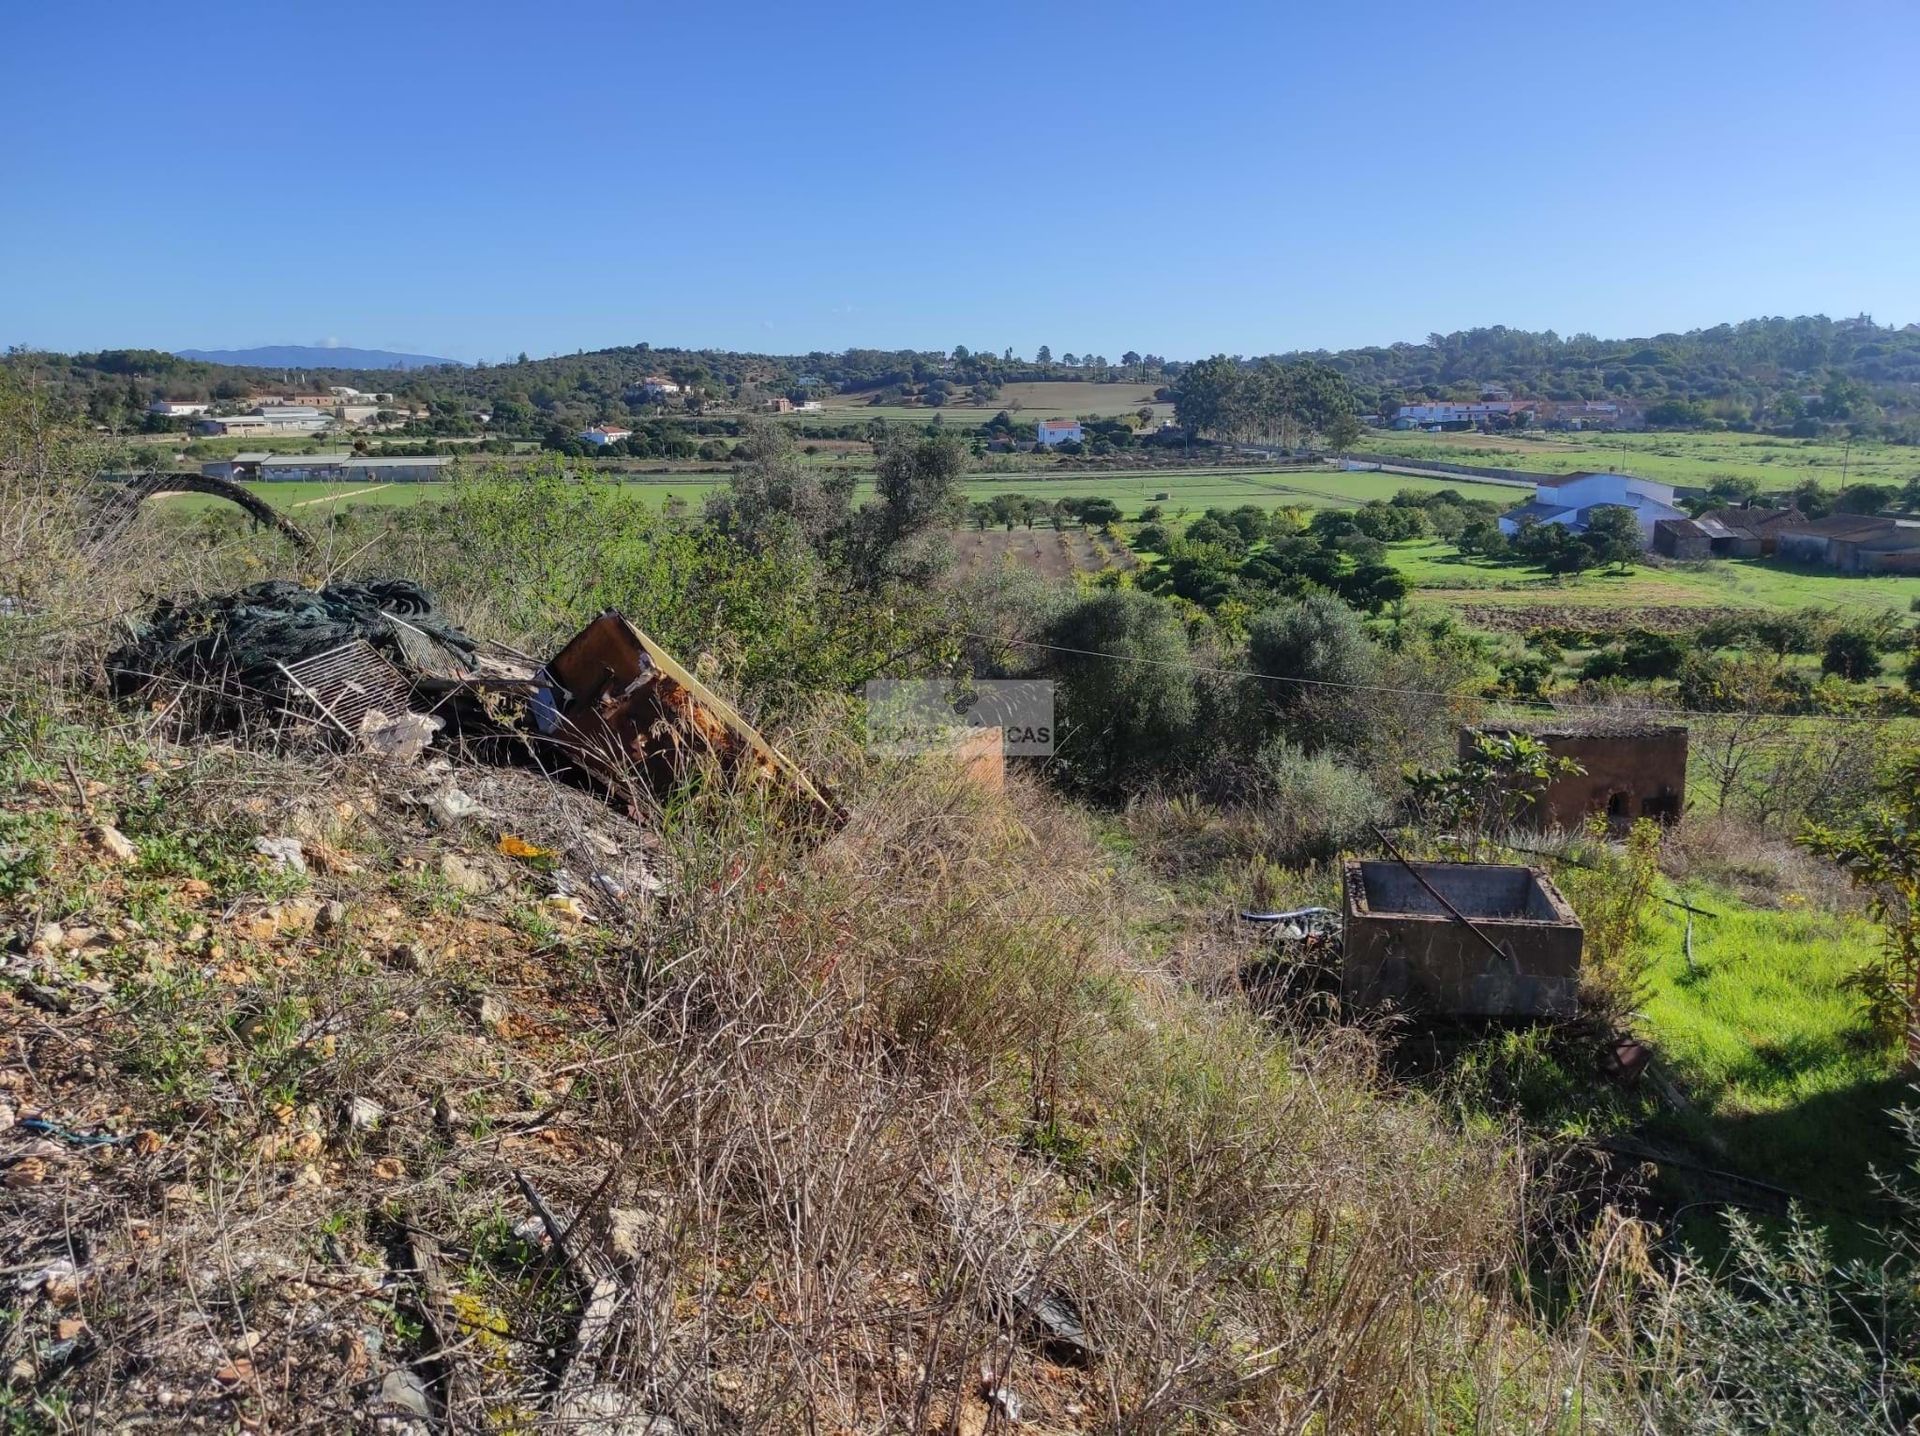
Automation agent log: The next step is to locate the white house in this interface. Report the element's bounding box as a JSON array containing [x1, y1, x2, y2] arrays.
[[632, 376, 681, 399], [148, 399, 209, 418], [1035, 418, 1084, 447], [579, 425, 633, 446], [1393, 401, 1528, 428], [1496, 472, 1687, 545], [195, 407, 331, 436]]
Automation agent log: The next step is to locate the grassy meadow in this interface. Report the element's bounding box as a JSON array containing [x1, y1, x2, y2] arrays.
[[1387, 538, 1920, 618], [1636, 891, 1905, 1248], [808, 378, 1173, 427], [1360, 427, 1920, 494], [153, 463, 1524, 523]]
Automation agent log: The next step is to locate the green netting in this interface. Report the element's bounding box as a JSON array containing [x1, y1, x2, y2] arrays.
[[107, 579, 478, 705]]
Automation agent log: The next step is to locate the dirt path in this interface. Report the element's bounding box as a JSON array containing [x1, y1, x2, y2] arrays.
[[289, 483, 392, 509]]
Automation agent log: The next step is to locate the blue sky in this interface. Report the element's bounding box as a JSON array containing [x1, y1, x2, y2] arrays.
[[4, 0, 1917, 362]]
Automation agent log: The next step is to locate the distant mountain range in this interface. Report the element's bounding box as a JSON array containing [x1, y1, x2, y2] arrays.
[[174, 345, 464, 371]]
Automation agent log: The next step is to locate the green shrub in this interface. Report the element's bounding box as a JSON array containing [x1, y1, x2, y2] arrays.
[[1041, 589, 1198, 795], [1649, 1207, 1920, 1434], [1245, 593, 1377, 748], [1822, 628, 1882, 683], [1253, 739, 1389, 862]]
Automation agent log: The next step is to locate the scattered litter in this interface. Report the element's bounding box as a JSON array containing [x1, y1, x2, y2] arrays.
[[497, 834, 548, 861], [285, 642, 416, 740], [1238, 906, 1338, 942], [357, 709, 442, 762], [541, 612, 832, 815], [20, 1116, 127, 1149], [253, 836, 307, 874], [15, 1258, 77, 1295], [107, 579, 477, 721], [108, 583, 829, 841], [426, 786, 483, 825], [983, 1383, 1023, 1424], [542, 894, 588, 923], [1013, 1283, 1094, 1365]]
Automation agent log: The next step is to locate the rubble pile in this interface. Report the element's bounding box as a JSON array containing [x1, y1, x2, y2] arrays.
[[105, 578, 831, 818]]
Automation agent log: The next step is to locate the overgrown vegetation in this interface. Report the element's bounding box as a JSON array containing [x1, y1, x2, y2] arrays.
[[6, 358, 1920, 1430]]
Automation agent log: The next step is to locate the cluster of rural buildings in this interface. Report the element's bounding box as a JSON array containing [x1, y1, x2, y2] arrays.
[[1390, 398, 1636, 431], [158, 386, 410, 437], [199, 452, 450, 483], [1495, 471, 1920, 574]]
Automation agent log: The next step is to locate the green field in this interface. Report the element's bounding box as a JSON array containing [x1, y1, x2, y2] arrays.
[[154, 465, 1527, 522], [803, 378, 1174, 428], [1361, 428, 1920, 495], [155, 469, 1916, 624], [1388, 539, 1920, 617]]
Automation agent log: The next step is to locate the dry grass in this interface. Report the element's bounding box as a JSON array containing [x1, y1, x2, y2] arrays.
[[0, 388, 1671, 1432], [1, 682, 1652, 1430]]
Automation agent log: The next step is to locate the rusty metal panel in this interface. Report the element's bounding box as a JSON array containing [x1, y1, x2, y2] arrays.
[[544, 612, 833, 815]]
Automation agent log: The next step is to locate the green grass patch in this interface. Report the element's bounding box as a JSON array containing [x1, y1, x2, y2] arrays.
[[1388, 538, 1920, 617], [1639, 892, 1906, 1233]]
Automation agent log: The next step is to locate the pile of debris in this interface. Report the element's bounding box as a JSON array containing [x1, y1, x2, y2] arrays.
[[107, 580, 480, 730], [108, 578, 831, 816]]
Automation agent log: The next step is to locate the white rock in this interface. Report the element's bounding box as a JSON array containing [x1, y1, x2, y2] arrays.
[[553, 1387, 680, 1434], [94, 824, 138, 863], [438, 853, 491, 895], [606, 1207, 667, 1262], [426, 788, 482, 826], [346, 1097, 385, 1131], [377, 1366, 432, 1418], [473, 994, 507, 1031], [253, 837, 307, 874]]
